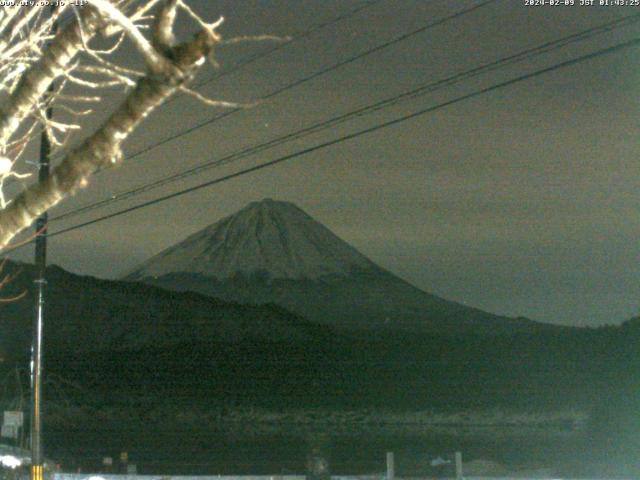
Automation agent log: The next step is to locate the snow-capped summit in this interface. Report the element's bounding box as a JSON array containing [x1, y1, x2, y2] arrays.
[[127, 199, 546, 334], [127, 198, 377, 281]]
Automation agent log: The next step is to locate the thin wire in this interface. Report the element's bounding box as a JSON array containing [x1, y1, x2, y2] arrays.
[[172, 0, 387, 102], [40, 0, 499, 223], [94, 0, 499, 171], [41, 0, 387, 166], [49, 11, 640, 223], [39, 36, 640, 243]]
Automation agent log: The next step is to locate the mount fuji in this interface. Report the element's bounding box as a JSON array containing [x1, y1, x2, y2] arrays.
[[126, 199, 545, 334]]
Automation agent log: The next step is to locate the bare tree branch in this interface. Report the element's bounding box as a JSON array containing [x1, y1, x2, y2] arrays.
[[89, 0, 170, 73], [0, 6, 104, 147], [0, 257, 26, 302], [0, 0, 223, 248]]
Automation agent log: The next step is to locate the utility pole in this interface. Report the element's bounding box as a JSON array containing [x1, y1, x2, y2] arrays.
[[31, 95, 51, 480], [31, 7, 56, 480]]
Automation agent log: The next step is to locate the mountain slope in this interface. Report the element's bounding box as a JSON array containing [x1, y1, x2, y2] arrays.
[[127, 199, 377, 280], [1, 263, 636, 477], [0, 261, 331, 363], [126, 199, 548, 334]]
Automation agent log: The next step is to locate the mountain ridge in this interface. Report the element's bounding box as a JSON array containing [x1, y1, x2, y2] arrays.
[[0, 260, 334, 363], [126, 199, 555, 334], [126, 198, 379, 281]]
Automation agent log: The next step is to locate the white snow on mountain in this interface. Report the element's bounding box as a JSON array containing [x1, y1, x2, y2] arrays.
[[127, 199, 378, 280]]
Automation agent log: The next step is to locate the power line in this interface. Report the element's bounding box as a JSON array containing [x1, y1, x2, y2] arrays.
[[42, 0, 386, 167], [175, 0, 386, 99], [97, 0, 498, 171], [49, 0, 499, 221], [39, 36, 640, 243], [50, 12, 640, 223]]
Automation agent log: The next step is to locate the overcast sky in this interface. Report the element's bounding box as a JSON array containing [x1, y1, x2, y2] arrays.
[[9, 0, 640, 327]]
